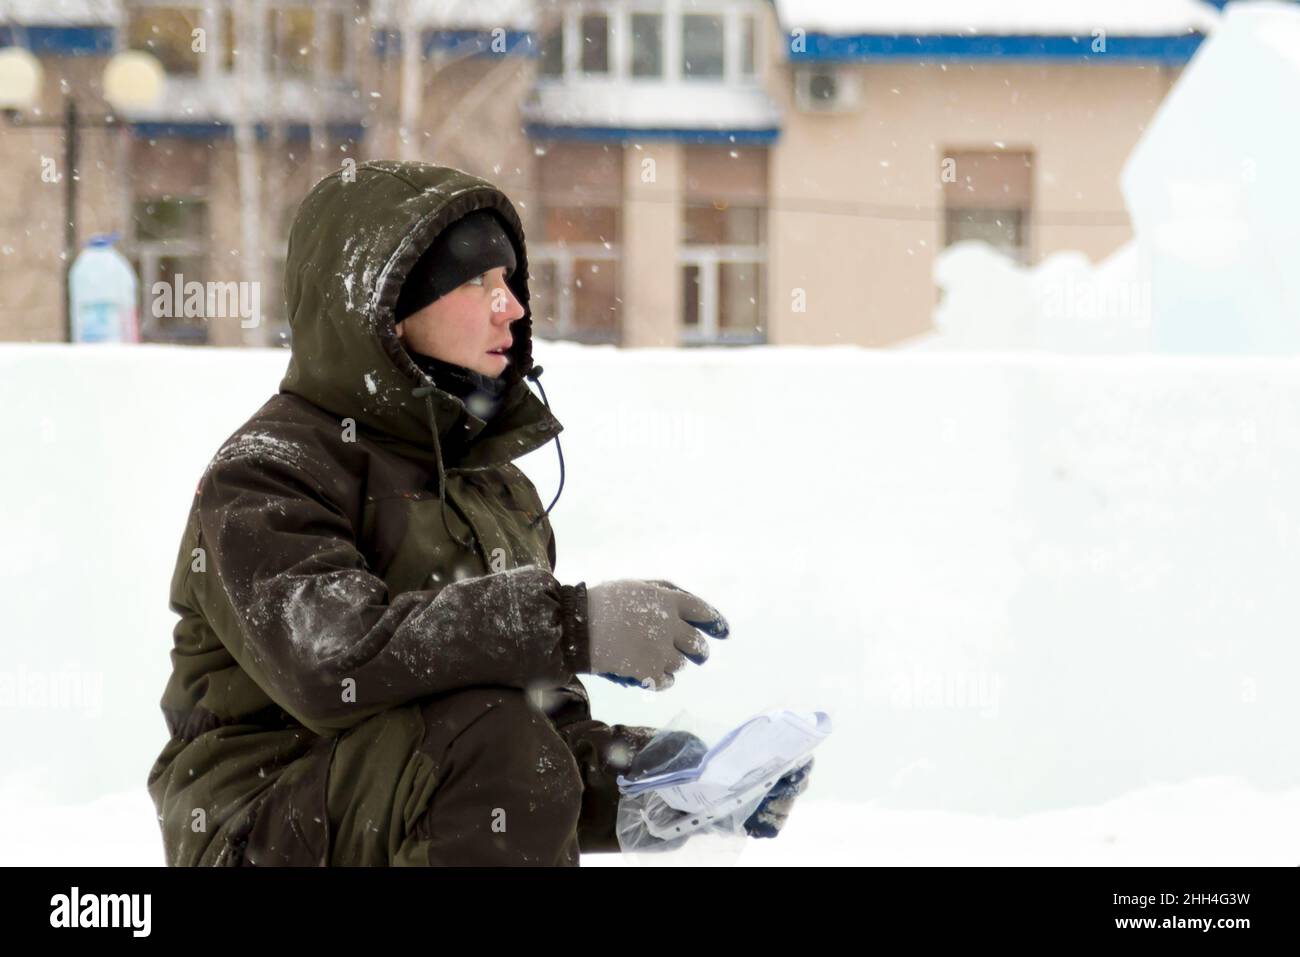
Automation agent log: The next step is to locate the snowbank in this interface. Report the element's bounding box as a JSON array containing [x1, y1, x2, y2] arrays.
[[369, 1, 538, 31], [2, 1, 119, 26], [773, 0, 1219, 37], [1, 341, 1297, 863], [930, 240, 1154, 352]]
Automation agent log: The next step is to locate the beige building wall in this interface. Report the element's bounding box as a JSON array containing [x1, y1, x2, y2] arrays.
[[621, 141, 683, 347], [0, 54, 125, 342], [125, 134, 339, 348], [2, 16, 1184, 353], [363, 42, 536, 188], [768, 61, 1179, 347]]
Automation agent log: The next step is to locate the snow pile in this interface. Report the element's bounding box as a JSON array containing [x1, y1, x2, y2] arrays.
[[1, 1, 119, 26], [369, 1, 538, 31], [522, 82, 780, 133], [926, 1, 1300, 355], [928, 240, 1154, 353], [1, 341, 1298, 864], [773, 0, 1219, 37]]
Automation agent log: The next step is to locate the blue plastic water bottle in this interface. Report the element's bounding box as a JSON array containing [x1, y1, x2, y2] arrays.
[[69, 232, 140, 343]]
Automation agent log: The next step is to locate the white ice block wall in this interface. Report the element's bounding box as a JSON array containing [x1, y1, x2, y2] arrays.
[[2, 342, 1297, 815], [1121, 1, 1300, 354]]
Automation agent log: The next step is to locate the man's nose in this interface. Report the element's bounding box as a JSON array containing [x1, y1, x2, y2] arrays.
[[494, 281, 526, 322]]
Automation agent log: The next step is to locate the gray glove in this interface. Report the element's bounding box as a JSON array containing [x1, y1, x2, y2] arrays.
[[586, 579, 729, 690]]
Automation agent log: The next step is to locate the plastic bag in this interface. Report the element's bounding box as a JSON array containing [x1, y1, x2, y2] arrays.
[[614, 720, 798, 857]]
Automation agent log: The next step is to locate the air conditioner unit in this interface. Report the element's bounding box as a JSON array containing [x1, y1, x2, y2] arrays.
[[794, 65, 858, 113]]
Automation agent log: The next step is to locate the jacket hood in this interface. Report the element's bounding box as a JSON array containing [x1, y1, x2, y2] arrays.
[[279, 161, 562, 471]]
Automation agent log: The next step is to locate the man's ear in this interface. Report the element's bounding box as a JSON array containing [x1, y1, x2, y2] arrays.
[[394, 320, 405, 338]]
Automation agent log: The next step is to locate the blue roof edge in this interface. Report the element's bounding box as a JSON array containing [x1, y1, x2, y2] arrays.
[[787, 32, 1206, 65], [0, 25, 115, 56], [130, 121, 367, 141], [525, 124, 780, 144]]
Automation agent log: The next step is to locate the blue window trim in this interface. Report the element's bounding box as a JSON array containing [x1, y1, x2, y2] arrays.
[[787, 32, 1205, 65], [0, 26, 115, 56], [372, 28, 535, 59], [130, 121, 367, 142], [526, 123, 779, 144]]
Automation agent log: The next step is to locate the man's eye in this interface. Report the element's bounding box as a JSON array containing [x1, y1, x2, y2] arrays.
[[466, 274, 485, 287]]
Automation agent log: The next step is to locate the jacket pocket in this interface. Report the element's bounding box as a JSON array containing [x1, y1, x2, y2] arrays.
[[224, 737, 338, 867]]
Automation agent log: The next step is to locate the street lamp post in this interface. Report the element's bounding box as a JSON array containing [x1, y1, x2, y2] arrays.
[[0, 45, 164, 341]]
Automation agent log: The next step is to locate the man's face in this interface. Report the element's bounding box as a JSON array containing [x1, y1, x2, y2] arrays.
[[394, 266, 526, 377]]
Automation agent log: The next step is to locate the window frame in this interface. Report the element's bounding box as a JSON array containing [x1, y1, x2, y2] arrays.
[[124, 1, 210, 78], [529, 242, 623, 344], [943, 207, 1032, 264], [679, 244, 767, 345], [536, 0, 763, 87], [577, 10, 611, 76], [629, 11, 665, 79], [677, 143, 769, 345], [941, 148, 1035, 264], [129, 194, 212, 344], [124, 0, 355, 85], [680, 11, 726, 82]]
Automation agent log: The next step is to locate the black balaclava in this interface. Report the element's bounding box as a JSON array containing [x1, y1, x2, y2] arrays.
[[396, 208, 519, 424], [409, 351, 510, 424]]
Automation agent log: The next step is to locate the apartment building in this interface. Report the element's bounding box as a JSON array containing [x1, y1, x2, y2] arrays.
[[0, 1, 1217, 347]]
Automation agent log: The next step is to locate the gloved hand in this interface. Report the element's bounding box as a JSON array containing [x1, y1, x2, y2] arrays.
[[623, 729, 709, 783], [742, 757, 814, 839], [586, 579, 729, 690], [615, 729, 710, 852], [616, 732, 814, 852]]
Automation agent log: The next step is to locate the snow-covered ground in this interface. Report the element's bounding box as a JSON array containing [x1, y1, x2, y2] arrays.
[[5, 779, 1294, 867], [1, 341, 1297, 865]]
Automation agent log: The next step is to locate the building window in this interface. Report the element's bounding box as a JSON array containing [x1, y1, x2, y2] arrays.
[[220, 7, 235, 70], [533, 205, 621, 342], [682, 13, 725, 79], [680, 146, 768, 343], [324, 9, 348, 74], [683, 204, 764, 246], [265, 6, 314, 77], [580, 13, 610, 74], [131, 196, 210, 344], [127, 6, 204, 75], [539, 23, 563, 77], [539, 3, 761, 82], [532, 143, 623, 343], [942, 150, 1033, 262], [740, 14, 757, 77], [631, 13, 663, 78], [130, 1, 349, 78]]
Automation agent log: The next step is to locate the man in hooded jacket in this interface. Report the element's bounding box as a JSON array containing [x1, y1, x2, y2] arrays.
[[146, 161, 804, 867]]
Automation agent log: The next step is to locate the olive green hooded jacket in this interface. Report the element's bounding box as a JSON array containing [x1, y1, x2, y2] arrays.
[[147, 161, 653, 865]]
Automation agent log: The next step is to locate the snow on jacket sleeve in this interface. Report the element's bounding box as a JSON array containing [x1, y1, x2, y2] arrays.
[[188, 441, 589, 737]]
